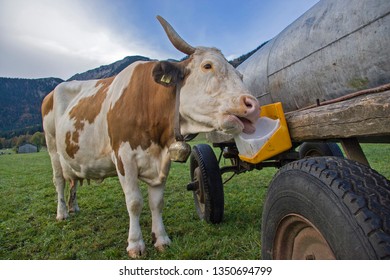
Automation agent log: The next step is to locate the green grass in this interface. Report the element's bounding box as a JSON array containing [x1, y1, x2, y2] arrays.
[[0, 143, 389, 259]]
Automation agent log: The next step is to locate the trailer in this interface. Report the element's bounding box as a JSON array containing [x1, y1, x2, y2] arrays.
[[185, 0, 390, 259]]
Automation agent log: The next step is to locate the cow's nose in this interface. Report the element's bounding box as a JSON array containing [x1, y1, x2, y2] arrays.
[[241, 95, 260, 122]]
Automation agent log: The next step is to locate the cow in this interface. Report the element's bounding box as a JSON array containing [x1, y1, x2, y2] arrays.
[[41, 16, 260, 258]]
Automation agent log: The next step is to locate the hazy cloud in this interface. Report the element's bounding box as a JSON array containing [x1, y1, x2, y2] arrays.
[[0, 0, 319, 79], [0, 0, 168, 79]]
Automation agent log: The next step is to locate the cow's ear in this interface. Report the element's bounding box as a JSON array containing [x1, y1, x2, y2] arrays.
[[152, 61, 185, 87]]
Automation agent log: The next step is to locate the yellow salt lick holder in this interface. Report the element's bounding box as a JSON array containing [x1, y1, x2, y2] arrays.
[[234, 102, 292, 164]]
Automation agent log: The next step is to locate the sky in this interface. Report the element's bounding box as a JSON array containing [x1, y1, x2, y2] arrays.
[[0, 0, 319, 80]]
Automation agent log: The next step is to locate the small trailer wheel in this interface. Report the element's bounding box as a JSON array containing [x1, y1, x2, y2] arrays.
[[262, 157, 390, 259], [189, 144, 224, 224], [299, 142, 343, 158]]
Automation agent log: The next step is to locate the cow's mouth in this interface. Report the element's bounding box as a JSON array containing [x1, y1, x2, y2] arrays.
[[223, 115, 257, 135], [238, 116, 256, 134]]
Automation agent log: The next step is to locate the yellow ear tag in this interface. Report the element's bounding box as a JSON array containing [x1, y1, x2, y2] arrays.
[[161, 74, 172, 84]]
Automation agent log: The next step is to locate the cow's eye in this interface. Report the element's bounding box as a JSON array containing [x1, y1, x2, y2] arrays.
[[203, 63, 212, 70]]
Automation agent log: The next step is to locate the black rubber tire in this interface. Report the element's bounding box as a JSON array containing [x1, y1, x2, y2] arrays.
[[299, 142, 344, 158], [262, 157, 390, 259], [190, 144, 224, 224]]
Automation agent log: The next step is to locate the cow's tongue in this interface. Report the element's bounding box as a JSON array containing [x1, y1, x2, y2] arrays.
[[239, 117, 256, 134]]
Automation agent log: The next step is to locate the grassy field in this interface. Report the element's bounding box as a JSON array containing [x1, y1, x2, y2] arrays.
[[0, 143, 389, 260]]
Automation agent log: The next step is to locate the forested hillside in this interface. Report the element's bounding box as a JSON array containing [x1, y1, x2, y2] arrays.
[[0, 77, 63, 134]]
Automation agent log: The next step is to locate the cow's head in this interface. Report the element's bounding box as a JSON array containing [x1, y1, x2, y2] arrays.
[[154, 16, 260, 136]]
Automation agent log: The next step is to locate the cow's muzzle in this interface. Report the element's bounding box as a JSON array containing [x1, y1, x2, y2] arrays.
[[240, 95, 260, 133], [224, 95, 260, 135]]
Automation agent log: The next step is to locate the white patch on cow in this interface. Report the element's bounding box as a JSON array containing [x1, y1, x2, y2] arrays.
[[55, 114, 116, 180]]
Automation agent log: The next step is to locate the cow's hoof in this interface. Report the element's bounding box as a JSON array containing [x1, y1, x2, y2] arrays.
[[68, 206, 80, 213], [154, 236, 171, 252], [127, 241, 145, 258], [128, 249, 145, 258], [56, 213, 69, 221], [155, 244, 168, 252]]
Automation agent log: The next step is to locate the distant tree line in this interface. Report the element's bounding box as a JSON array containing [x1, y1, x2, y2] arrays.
[[0, 131, 45, 150], [229, 41, 269, 68], [0, 124, 42, 138]]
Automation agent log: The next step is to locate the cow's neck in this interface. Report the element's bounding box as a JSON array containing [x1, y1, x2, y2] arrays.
[[173, 83, 185, 141], [168, 83, 192, 162], [107, 62, 176, 155]]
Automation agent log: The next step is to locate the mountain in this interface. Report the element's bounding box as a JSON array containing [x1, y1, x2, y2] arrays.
[[0, 56, 151, 138], [0, 77, 63, 135], [67, 55, 150, 81]]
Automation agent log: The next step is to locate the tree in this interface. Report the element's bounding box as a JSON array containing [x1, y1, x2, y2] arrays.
[[30, 132, 45, 151]]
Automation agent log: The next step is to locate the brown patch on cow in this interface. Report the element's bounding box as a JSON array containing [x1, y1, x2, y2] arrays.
[[65, 77, 114, 158], [107, 62, 179, 161], [65, 131, 80, 158], [148, 144, 163, 159], [41, 91, 54, 117]]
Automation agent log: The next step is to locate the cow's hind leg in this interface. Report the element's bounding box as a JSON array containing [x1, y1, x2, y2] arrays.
[[46, 136, 68, 220], [68, 179, 80, 213], [54, 173, 68, 220], [148, 185, 171, 251]]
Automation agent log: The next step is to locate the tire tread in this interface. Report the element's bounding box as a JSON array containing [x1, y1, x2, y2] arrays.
[[276, 157, 390, 259], [190, 144, 224, 224]]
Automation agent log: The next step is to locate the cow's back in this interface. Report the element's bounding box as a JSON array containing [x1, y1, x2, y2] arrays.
[[42, 80, 100, 136]]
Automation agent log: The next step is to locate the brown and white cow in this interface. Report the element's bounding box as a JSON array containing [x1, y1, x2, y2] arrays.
[[41, 16, 259, 257]]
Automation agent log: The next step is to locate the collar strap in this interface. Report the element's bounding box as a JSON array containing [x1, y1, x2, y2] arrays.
[[174, 83, 185, 141]]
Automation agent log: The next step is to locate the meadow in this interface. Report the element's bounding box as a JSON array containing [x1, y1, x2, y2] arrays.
[[0, 143, 389, 260]]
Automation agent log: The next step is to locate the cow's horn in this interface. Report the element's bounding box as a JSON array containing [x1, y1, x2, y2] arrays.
[[157, 15, 196, 55]]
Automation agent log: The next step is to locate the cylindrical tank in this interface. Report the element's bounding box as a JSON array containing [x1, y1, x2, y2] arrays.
[[238, 0, 390, 112]]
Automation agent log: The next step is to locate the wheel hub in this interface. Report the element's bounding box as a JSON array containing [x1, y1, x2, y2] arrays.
[[193, 167, 205, 217], [273, 214, 336, 260]]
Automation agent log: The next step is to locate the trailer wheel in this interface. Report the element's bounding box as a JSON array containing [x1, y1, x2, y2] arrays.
[[189, 144, 224, 224], [299, 142, 343, 158], [262, 157, 390, 259]]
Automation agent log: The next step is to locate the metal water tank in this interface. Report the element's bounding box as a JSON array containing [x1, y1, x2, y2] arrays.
[[238, 0, 390, 112]]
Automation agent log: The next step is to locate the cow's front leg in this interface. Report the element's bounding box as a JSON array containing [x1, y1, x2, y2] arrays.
[[117, 161, 145, 258], [148, 184, 171, 251]]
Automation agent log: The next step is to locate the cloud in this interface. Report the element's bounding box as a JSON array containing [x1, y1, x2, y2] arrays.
[[0, 0, 319, 79], [0, 0, 167, 79]]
